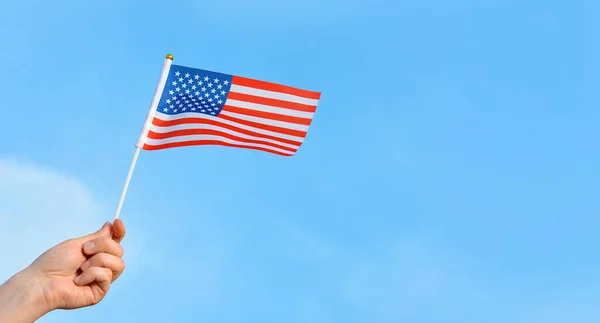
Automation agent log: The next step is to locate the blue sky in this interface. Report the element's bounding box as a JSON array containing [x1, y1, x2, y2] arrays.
[[0, 0, 599, 322]]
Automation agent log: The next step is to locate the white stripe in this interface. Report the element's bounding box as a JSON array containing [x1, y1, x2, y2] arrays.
[[230, 84, 319, 106], [154, 112, 306, 143], [219, 111, 309, 132], [149, 123, 300, 150], [145, 134, 296, 155], [225, 99, 314, 119]]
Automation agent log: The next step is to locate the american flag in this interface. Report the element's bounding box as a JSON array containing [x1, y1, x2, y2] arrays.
[[138, 64, 321, 156]]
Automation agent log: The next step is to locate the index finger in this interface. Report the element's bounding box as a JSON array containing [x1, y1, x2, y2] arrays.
[[111, 219, 126, 243]]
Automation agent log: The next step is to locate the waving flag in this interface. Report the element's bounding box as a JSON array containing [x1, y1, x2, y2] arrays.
[[136, 57, 321, 157], [113, 55, 321, 219]]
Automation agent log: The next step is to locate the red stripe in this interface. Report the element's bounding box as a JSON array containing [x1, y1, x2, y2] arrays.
[[232, 76, 321, 100], [143, 140, 294, 156], [151, 117, 303, 147], [226, 92, 317, 113], [147, 129, 297, 153], [217, 114, 307, 138], [222, 105, 313, 126]]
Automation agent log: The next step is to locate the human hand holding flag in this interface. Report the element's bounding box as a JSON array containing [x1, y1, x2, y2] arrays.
[[0, 54, 320, 322], [0, 220, 127, 322]]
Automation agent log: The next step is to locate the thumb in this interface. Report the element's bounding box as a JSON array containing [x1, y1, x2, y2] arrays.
[[77, 221, 112, 242]]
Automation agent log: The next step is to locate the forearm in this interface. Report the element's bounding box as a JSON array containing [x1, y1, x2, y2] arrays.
[[0, 269, 50, 323]]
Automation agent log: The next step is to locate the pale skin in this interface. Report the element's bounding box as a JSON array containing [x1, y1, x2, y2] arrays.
[[0, 220, 127, 323]]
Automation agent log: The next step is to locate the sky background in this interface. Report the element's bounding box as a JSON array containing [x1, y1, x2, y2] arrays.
[[0, 0, 599, 322]]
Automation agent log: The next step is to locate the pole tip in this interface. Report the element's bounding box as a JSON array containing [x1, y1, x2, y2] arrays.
[[165, 54, 174, 60]]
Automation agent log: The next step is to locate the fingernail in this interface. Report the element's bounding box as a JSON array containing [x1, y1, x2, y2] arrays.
[[102, 221, 110, 229], [81, 260, 91, 271], [74, 275, 82, 283], [83, 241, 95, 253]]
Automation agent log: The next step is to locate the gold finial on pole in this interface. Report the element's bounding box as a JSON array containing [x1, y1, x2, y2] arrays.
[[165, 54, 174, 60]]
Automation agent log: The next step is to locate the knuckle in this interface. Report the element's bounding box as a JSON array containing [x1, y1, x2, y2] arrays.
[[101, 237, 113, 246], [100, 238, 125, 256], [97, 253, 110, 265], [102, 267, 113, 279]]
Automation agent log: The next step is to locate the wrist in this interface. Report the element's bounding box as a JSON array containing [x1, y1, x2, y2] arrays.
[[0, 267, 53, 323]]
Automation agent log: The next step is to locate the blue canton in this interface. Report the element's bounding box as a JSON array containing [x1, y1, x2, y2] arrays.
[[157, 64, 234, 116]]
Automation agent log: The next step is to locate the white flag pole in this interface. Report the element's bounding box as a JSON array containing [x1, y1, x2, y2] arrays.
[[113, 54, 174, 220]]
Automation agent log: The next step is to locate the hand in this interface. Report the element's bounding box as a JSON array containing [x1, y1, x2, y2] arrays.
[[33, 219, 127, 310], [0, 220, 127, 322]]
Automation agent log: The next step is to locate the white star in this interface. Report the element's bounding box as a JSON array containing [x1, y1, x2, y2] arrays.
[[192, 85, 197, 90], [175, 71, 181, 76], [218, 100, 223, 104], [201, 109, 206, 113], [211, 103, 216, 106], [214, 78, 219, 83], [182, 107, 187, 111], [208, 98, 213, 102], [204, 76, 209, 81], [194, 75, 200, 80], [185, 89, 190, 94], [185, 73, 190, 78], [172, 81, 177, 86], [223, 80, 229, 85], [217, 84, 223, 90], [211, 89, 216, 94], [179, 77, 184, 82], [195, 91, 200, 96], [220, 90, 226, 95], [166, 99, 171, 104], [191, 107, 197, 111], [214, 94, 219, 99], [188, 79, 194, 84], [207, 83, 213, 88], [169, 90, 174, 95], [211, 112, 216, 115], [197, 81, 203, 86], [173, 109, 178, 113], [163, 108, 168, 112], [182, 84, 187, 88], [205, 93, 210, 98], [170, 104, 175, 109], [208, 108, 212, 111], [201, 87, 207, 92], [175, 87, 181, 92]]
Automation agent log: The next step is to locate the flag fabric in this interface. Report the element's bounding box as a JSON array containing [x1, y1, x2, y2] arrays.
[[139, 64, 321, 156]]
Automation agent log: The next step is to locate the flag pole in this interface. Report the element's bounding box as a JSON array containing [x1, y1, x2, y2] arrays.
[[113, 54, 174, 220]]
